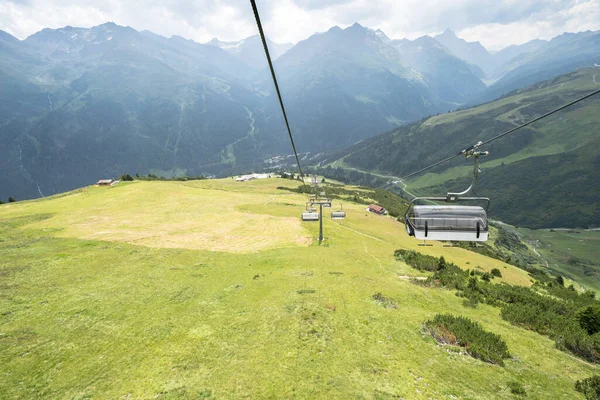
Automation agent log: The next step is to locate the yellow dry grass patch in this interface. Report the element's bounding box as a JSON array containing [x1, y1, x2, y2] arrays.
[[16, 180, 311, 253]]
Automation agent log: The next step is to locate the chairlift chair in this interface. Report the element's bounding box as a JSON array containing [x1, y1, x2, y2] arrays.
[[302, 211, 319, 221], [404, 149, 490, 242], [331, 203, 346, 220]]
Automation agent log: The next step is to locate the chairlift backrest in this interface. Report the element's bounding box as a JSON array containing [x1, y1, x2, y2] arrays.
[[331, 211, 346, 220], [302, 212, 319, 221]]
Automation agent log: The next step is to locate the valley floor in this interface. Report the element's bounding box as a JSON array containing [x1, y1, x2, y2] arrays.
[[0, 179, 596, 399], [516, 227, 600, 294]]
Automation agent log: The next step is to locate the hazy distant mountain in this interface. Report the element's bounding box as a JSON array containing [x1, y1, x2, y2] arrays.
[[477, 30, 600, 103], [370, 28, 391, 43], [489, 39, 548, 79], [391, 35, 486, 103], [267, 23, 448, 149], [206, 35, 292, 69], [0, 23, 275, 200], [0, 30, 19, 45], [434, 28, 493, 73]]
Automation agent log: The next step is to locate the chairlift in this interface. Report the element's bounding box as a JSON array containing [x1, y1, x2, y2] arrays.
[[302, 211, 319, 221], [404, 148, 490, 242], [305, 202, 316, 211], [331, 203, 346, 220]]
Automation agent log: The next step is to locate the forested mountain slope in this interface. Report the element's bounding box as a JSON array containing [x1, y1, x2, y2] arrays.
[[329, 68, 600, 228]]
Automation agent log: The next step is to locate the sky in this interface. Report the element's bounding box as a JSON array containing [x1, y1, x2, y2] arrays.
[[0, 0, 599, 50]]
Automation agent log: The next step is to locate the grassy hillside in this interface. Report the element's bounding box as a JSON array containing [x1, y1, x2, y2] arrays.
[[1, 179, 597, 399], [329, 68, 600, 228]]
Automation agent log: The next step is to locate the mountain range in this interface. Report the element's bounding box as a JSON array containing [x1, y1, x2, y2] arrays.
[[0, 21, 598, 202]]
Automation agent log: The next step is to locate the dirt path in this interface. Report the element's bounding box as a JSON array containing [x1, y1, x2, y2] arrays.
[[264, 195, 275, 205], [531, 245, 549, 268], [363, 243, 383, 267], [330, 219, 387, 243]]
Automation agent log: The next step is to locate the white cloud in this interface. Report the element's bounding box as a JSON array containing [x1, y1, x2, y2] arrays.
[[0, 0, 599, 50]]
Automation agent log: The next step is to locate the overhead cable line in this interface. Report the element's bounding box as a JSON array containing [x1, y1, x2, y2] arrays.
[[402, 87, 600, 180], [249, 0, 305, 183]]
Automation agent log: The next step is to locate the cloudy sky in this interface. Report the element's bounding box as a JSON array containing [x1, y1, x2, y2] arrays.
[[1, 0, 599, 50]]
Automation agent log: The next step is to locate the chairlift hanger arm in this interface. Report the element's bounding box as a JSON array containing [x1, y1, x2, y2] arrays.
[[447, 150, 488, 198]]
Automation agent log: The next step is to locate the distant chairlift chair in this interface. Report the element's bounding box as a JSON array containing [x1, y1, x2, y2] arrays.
[[302, 202, 319, 221], [331, 203, 346, 220]]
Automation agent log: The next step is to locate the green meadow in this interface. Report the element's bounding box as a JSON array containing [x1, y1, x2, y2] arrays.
[[1, 179, 597, 399], [517, 227, 600, 294]]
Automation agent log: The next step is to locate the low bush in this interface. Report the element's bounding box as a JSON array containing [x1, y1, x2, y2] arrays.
[[462, 297, 479, 308], [424, 314, 511, 365], [556, 330, 600, 364], [394, 249, 439, 272], [577, 305, 600, 335], [575, 375, 600, 400], [491, 268, 502, 278], [508, 381, 526, 395], [136, 174, 206, 181]]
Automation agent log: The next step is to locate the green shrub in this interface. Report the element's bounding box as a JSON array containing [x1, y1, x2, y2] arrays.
[[508, 381, 526, 395], [462, 298, 479, 308], [467, 277, 479, 291], [556, 275, 565, 286], [575, 375, 600, 400], [8, 197, 16, 203], [491, 268, 502, 278], [556, 330, 600, 364], [394, 249, 439, 272], [120, 174, 134, 181], [434, 263, 470, 290], [577, 305, 600, 335], [424, 314, 511, 365]]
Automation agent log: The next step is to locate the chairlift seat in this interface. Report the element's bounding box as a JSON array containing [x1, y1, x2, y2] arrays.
[[331, 211, 346, 220], [405, 205, 488, 241], [302, 212, 319, 221]]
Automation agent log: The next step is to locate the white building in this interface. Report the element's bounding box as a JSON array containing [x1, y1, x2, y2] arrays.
[[235, 173, 272, 182]]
